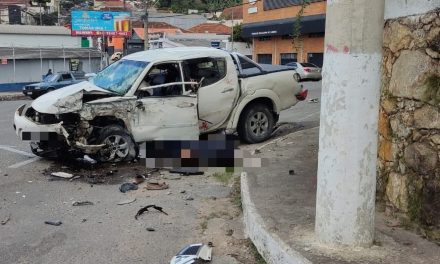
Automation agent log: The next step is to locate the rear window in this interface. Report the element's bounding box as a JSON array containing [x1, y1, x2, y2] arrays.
[[300, 63, 317, 68]]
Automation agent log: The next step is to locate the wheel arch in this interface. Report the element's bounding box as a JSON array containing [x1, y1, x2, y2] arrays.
[[227, 90, 281, 131]]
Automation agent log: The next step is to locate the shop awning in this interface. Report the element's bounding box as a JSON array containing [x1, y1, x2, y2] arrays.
[[241, 14, 325, 38]]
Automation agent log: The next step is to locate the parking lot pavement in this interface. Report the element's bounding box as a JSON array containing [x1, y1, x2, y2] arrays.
[[0, 81, 322, 263]]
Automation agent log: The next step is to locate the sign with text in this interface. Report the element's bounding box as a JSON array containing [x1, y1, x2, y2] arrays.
[[71, 10, 132, 37]]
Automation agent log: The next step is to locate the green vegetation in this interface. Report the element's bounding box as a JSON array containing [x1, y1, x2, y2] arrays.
[[423, 74, 440, 104], [248, 239, 267, 264], [212, 171, 234, 184]]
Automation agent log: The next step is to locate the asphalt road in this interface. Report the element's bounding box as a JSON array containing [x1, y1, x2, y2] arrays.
[[0, 81, 321, 264]]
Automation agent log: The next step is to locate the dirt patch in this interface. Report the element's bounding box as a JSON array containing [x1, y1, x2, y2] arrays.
[[196, 173, 266, 263]]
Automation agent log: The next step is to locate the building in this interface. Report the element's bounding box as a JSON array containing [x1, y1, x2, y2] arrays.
[[0, 25, 101, 91], [241, 0, 326, 66]]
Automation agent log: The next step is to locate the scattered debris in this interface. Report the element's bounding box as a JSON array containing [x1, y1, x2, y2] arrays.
[[162, 174, 181, 180], [133, 175, 146, 184], [135, 205, 168, 220], [72, 201, 94, 206], [1, 214, 11, 225], [146, 227, 155, 232], [146, 181, 169, 190], [44, 220, 62, 226], [226, 229, 234, 236], [117, 198, 136, 205], [82, 219, 87, 223], [170, 243, 212, 264], [289, 169, 295, 175], [69, 176, 81, 182], [308, 98, 319, 103], [169, 168, 204, 176], [185, 195, 194, 201], [51, 172, 74, 179], [167, 191, 172, 195], [180, 190, 186, 194], [4, 174, 8, 176], [119, 183, 138, 193]]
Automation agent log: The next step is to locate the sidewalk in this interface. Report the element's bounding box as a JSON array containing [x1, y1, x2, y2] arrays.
[[0, 91, 27, 101], [241, 127, 440, 264]]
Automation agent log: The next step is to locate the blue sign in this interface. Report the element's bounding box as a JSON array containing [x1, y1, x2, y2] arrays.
[[71, 10, 131, 37], [211, 41, 220, 48]]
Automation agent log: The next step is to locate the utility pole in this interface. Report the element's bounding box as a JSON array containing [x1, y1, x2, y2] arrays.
[[143, 1, 149, 50], [39, 2, 42, 26], [315, 0, 385, 247], [231, 10, 234, 52]]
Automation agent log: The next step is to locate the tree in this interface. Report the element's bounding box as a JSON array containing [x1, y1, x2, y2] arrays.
[[230, 23, 246, 42]]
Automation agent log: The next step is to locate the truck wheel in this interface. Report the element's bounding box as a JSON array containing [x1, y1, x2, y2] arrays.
[[238, 103, 275, 144], [94, 125, 138, 163]]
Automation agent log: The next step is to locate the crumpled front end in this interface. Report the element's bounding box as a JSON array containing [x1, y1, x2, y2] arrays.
[[13, 104, 105, 156]]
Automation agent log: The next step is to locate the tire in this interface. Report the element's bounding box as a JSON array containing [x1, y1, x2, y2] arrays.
[[294, 73, 301, 82], [238, 103, 275, 144], [93, 125, 138, 163]]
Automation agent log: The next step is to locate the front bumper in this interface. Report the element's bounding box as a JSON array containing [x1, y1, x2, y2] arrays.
[[13, 104, 68, 141], [22, 88, 44, 97]]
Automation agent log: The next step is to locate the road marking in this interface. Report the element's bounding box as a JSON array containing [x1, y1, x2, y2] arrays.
[[0, 145, 34, 157], [8, 156, 41, 168]]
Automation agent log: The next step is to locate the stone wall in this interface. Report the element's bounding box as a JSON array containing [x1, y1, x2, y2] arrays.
[[378, 8, 440, 243]]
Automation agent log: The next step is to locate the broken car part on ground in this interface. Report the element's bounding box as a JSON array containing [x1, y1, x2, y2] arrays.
[[13, 47, 305, 163], [135, 205, 168, 220]]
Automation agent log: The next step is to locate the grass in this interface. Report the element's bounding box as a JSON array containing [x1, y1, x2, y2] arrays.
[[211, 171, 234, 184], [248, 239, 267, 264], [423, 74, 440, 103]]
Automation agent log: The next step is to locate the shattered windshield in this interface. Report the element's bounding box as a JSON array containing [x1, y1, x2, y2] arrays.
[[90, 59, 148, 95]]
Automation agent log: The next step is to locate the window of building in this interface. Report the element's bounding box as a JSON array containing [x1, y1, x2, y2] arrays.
[[258, 36, 272, 41], [257, 54, 272, 64], [280, 53, 297, 65], [307, 53, 324, 68], [308, 33, 325, 38]]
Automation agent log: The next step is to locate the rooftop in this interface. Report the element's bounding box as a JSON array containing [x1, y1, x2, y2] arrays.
[[0, 24, 71, 35], [222, 5, 243, 20], [188, 23, 231, 35]]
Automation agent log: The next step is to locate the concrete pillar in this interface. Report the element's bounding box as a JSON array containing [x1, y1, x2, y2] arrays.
[[315, 0, 385, 247]]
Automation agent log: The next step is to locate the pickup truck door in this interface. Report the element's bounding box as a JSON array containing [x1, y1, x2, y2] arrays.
[[130, 62, 199, 142], [184, 57, 239, 132]]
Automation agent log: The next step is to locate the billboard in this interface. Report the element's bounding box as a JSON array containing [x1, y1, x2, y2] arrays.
[[71, 11, 132, 37]]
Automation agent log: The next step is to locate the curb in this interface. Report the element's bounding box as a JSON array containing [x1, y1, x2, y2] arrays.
[[241, 171, 311, 264], [0, 93, 27, 101]]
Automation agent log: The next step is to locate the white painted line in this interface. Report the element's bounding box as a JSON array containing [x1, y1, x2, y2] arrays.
[[0, 145, 34, 157], [8, 156, 41, 169]]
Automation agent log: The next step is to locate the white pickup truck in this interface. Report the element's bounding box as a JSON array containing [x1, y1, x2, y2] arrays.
[[13, 47, 307, 162]]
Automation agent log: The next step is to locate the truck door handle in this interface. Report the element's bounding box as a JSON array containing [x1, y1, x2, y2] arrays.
[[222, 88, 234, 93]]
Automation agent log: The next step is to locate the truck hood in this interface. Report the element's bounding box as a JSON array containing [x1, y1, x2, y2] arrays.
[[32, 81, 114, 114]]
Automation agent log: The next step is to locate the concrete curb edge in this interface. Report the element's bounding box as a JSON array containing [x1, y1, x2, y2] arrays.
[[241, 171, 312, 264]]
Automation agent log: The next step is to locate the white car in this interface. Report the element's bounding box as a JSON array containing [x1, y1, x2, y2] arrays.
[[13, 47, 307, 162], [286, 62, 322, 82]]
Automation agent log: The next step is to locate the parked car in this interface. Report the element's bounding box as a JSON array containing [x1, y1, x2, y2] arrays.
[[286, 62, 322, 82], [22, 71, 85, 99], [13, 47, 307, 162]]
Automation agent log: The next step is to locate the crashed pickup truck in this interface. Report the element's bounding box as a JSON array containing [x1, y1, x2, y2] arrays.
[[13, 47, 307, 162]]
